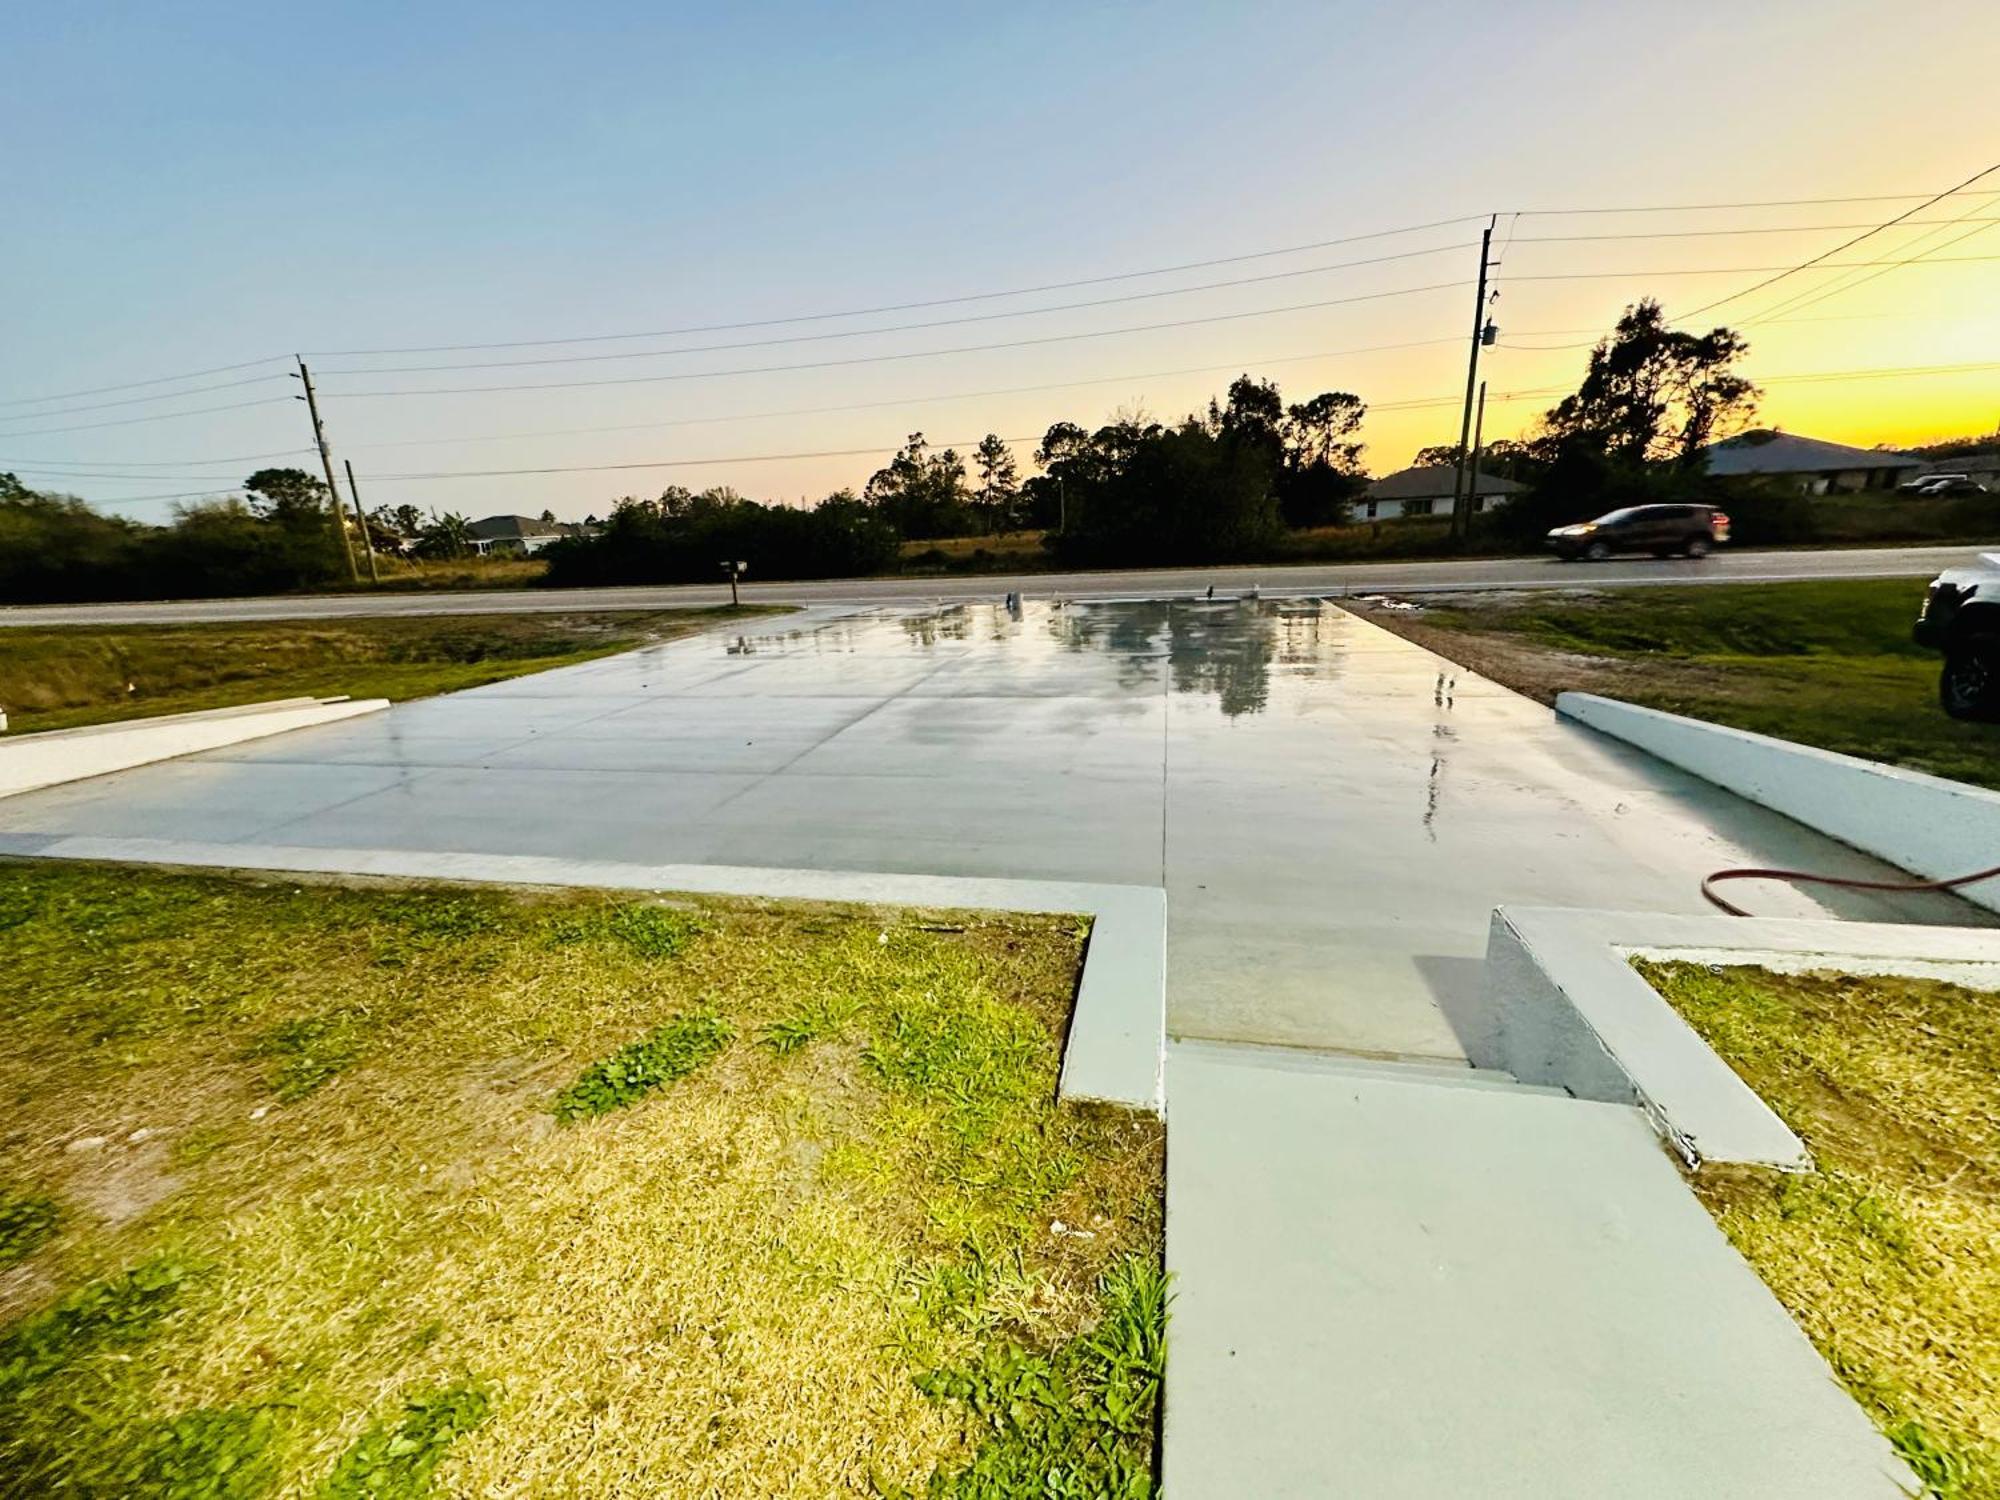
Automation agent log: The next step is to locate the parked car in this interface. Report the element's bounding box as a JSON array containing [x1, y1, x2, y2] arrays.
[[1916, 477, 1991, 497], [1914, 553, 2000, 721], [1546, 504, 1731, 561], [1898, 472, 1969, 494]]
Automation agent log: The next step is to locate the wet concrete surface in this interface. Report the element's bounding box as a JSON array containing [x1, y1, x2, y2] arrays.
[[0, 600, 1984, 1058]]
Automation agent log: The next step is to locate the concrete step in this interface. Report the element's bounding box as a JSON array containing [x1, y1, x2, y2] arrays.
[[1170, 1037, 1571, 1097], [1162, 1043, 1917, 1499]]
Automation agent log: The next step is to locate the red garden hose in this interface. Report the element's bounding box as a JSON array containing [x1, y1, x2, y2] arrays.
[[1702, 861, 2000, 917]]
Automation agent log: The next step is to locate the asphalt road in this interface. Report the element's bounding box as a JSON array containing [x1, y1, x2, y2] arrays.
[[0, 543, 1984, 627]]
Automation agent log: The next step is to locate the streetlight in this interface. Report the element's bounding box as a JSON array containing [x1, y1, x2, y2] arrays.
[[720, 559, 747, 607]]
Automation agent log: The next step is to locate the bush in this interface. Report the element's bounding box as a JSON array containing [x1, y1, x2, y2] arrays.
[[0, 479, 342, 604]]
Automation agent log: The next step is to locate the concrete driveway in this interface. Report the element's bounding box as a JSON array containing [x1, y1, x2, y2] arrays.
[[0, 599, 1980, 1060]]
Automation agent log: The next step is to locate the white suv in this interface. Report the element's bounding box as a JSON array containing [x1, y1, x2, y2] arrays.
[[1916, 553, 2000, 721]]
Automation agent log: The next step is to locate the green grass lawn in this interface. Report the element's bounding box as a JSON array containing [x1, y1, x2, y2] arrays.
[[1370, 577, 2000, 790], [1639, 960, 2000, 1498], [0, 608, 785, 735], [0, 863, 1165, 1498]]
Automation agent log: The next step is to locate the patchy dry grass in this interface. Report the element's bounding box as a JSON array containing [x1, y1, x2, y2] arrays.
[[0, 863, 1163, 1498], [1639, 960, 2000, 1498]]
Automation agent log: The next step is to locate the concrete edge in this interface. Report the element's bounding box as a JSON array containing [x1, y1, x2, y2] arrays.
[[0, 834, 1167, 1116], [2, 697, 328, 740], [1555, 691, 2000, 916], [1476, 905, 2000, 1169], [0, 699, 390, 799]]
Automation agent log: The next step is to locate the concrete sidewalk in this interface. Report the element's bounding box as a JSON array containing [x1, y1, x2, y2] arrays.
[[1163, 1042, 1918, 1498]]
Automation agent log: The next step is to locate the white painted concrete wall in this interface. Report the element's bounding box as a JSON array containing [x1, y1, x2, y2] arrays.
[[1479, 905, 2000, 1169], [0, 698, 388, 799], [1557, 692, 2000, 916]]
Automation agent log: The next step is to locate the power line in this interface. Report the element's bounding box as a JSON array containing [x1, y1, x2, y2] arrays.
[[1511, 217, 2000, 243], [313, 257, 2000, 401], [0, 373, 292, 424], [301, 214, 1489, 358], [33, 486, 249, 506], [0, 397, 297, 439], [1738, 196, 2000, 325], [287, 189, 2000, 361], [323, 336, 1464, 451], [0, 355, 289, 410], [318, 281, 1473, 398], [1516, 189, 2000, 217], [312, 242, 1477, 377], [0, 448, 311, 471], [1673, 161, 2000, 319], [306, 226, 2000, 380]]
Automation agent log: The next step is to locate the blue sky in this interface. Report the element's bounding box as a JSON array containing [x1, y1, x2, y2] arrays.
[[4, 1, 1997, 520]]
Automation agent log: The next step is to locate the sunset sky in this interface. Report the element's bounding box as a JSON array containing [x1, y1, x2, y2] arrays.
[[3, 1, 1997, 522]]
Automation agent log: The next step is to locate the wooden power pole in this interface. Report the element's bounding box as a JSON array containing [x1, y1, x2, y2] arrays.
[[344, 459, 381, 584], [295, 358, 359, 583], [1448, 219, 1496, 543]]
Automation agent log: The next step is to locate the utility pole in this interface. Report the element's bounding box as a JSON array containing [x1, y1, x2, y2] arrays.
[[1468, 380, 1489, 524], [1448, 219, 1497, 543], [343, 459, 381, 584], [294, 358, 359, 583]]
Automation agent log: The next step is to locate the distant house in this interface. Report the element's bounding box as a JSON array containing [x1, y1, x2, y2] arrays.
[[1361, 465, 1523, 521], [1701, 430, 1922, 495], [467, 515, 595, 555]]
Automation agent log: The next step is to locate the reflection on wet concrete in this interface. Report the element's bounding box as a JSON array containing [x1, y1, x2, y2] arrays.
[[1042, 597, 1343, 718]]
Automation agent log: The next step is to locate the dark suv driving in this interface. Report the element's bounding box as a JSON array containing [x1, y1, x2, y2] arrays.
[[1546, 504, 1730, 561]]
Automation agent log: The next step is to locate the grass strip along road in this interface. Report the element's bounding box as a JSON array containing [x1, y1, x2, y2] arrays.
[[0, 607, 785, 734]]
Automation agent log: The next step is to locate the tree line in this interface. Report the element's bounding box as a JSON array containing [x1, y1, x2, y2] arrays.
[[543, 373, 1374, 582]]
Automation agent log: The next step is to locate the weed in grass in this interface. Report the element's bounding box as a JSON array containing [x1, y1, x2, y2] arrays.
[[542, 902, 702, 959], [316, 1381, 491, 1500], [902, 1257, 1168, 1500], [0, 880, 40, 933], [1894, 1419, 1978, 1500], [761, 1015, 818, 1056], [551, 1013, 734, 1122], [0, 1190, 59, 1266], [251, 1011, 369, 1101], [0, 1255, 194, 1396], [761, 991, 863, 1056], [380, 895, 504, 943], [130, 1404, 282, 1500]]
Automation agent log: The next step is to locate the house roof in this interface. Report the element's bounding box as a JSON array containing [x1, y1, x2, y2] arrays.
[[469, 514, 578, 540], [1702, 430, 1922, 477], [1366, 464, 1525, 501]]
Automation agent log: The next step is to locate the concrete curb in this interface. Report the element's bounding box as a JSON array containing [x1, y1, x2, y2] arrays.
[[0, 834, 1167, 1115], [0, 698, 389, 799], [1556, 691, 2000, 916], [1475, 905, 2000, 1168]]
